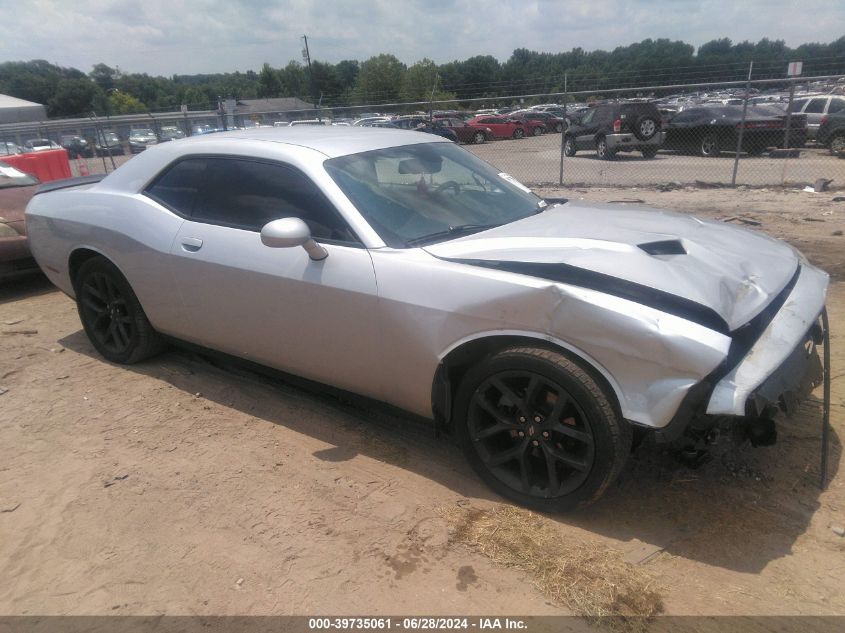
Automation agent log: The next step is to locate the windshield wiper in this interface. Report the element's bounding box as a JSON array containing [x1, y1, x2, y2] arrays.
[[405, 223, 503, 247]]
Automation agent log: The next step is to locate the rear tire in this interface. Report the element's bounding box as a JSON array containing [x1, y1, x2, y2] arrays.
[[829, 133, 845, 155], [564, 136, 577, 157], [454, 346, 632, 512], [75, 257, 163, 364], [596, 136, 616, 160], [532, 126, 543, 136]]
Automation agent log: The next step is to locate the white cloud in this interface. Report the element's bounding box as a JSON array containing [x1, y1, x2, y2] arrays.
[[0, 0, 841, 75]]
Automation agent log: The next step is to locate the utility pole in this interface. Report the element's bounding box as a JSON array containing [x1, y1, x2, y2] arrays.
[[302, 35, 320, 122]]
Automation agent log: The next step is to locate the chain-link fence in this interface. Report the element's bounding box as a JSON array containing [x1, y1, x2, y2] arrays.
[[2, 74, 843, 188]]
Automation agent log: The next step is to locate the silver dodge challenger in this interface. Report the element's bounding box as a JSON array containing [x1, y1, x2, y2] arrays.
[[25, 127, 830, 511]]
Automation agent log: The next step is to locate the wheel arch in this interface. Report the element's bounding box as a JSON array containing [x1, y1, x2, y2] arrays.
[[430, 331, 626, 435]]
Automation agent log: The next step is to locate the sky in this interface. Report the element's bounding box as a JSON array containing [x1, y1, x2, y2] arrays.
[[1, 0, 842, 76]]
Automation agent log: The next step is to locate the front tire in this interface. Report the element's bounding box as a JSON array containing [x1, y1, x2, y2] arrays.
[[75, 257, 163, 364], [454, 346, 632, 512], [564, 136, 577, 157], [699, 133, 721, 157], [641, 146, 659, 158], [829, 133, 845, 155], [473, 131, 486, 144], [512, 128, 525, 139]]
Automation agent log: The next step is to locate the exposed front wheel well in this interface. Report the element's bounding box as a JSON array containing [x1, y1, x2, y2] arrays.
[[431, 335, 622, 435]]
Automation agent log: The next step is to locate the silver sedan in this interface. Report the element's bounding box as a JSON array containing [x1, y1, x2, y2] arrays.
[[25, 127, 829, 510]]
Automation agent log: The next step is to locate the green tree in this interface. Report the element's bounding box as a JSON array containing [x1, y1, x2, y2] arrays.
[[257, 63, 282, 97], [108, 90, 147, 114], [89, 63, 120, 91], [353, 54, 406, 105], [399, 59, 454, 104], [47, 78, 102, 116]]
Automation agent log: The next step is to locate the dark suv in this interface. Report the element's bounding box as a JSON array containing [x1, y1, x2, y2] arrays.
[[563, 102, 664, 159], [817, 111, 845, 156]]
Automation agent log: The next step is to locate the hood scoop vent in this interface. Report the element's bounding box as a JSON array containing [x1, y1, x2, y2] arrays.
[[638, 239, 686, 256]]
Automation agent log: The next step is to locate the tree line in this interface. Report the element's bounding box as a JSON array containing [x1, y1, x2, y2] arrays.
[[1, 36, 843, 119]]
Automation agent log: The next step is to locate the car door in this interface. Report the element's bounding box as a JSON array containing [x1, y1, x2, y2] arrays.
[[802, 97, 828, 139], [573, 109, 597, 149], [152, 156, 383, 398]]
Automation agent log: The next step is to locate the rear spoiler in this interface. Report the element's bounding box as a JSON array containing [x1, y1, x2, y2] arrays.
[[34, 174, 105, 195]]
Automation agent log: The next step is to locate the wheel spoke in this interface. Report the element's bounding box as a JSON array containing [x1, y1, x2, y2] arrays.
[[473, 392, 513, 426], [518, 448, 531, 493], [552, 421, 594, 445], [83, 283, 107, 304], [524, 375, 542, 408], [474, 422, 512, 440], [541, 444, 560, 496], [490, 377, 530, 415], [115, 320, 131, 347], [544, 443, 588, 471], [82, 296, 106, 313], [486, 439, 528, 467]]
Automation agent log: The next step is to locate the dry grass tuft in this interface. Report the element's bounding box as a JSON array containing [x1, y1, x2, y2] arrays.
[[440, 505, 663, 629]]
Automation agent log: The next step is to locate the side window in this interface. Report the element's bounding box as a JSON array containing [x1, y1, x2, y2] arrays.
[[578, 109, 595, 124], [191, 158, 358, 243], [789, 99, 807, 113], [592, 108, 612, 124], [805, 98, 827, 114], [145, 158, 208, 215], [828, 99, 845, 114]]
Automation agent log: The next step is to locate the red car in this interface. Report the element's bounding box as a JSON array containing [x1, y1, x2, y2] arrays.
[[434, 118, 492, 144], [467, 116, 526, 139], [507, 113, 547, 136], [0, 160, 40, 275]]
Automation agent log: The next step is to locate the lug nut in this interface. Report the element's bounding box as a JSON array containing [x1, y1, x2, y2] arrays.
[[542, 431, 550, 438], [532, 440, 539, 447], [533, 416, 542, 423], [518, 431, 525, 438], [519, 416, 526, 423]]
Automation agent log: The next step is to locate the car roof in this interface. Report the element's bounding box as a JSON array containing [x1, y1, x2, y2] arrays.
[[164, 126, 446, 158]]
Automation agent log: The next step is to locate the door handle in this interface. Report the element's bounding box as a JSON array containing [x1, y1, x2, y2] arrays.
[[181, 237, 203, 252]]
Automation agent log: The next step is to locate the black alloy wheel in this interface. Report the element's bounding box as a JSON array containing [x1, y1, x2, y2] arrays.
[[76, 257, 163, 364], [455, 346, 631, 511]]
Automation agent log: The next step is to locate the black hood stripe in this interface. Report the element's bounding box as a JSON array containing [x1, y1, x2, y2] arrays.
[[443, 258, 732, 335]]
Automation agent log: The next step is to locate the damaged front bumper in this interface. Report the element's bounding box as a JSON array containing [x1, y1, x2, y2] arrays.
[[706, 264, 829, 417]]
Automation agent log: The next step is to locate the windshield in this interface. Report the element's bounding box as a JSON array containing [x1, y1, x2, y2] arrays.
[[325, 142, 544, 248], [0, 162, 39, 189], [131, 129, 154, 137]]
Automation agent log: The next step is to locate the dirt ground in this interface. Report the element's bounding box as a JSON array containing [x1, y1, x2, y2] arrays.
[[1, 187, 844, 623]]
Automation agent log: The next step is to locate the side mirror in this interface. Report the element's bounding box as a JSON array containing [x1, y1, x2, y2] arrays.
[[260, 217, 328, 261]]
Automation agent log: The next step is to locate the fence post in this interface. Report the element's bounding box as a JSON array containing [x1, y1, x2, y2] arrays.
[[731, 61, 753, 186], [559, 73, 567, 186], [782, 78, 796, 150]]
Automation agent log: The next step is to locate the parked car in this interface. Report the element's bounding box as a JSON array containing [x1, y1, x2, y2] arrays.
[[507, 113, 547, 136], [663, 106, 807, 157], [788, 95, 845, 140], [378, 118, 459, 143], [0, 160, 40, 276], [159, 126, 186, 142], [95, 131, 124, 156], [467, 116, 526, 139], [1, 141, 21, 156], [563, 102, 664, 159], [518, 110, 566, 133], [128, 129, 159, 154], [434, 118, 492, 144], [817, 111, 845, 155], [23, 139, 62, 152], [61, 135, 93, 158], [25, 127, 829, 511]]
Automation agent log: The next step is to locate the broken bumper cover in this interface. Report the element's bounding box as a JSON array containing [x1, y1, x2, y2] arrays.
[[706, 264, 828, 416]]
